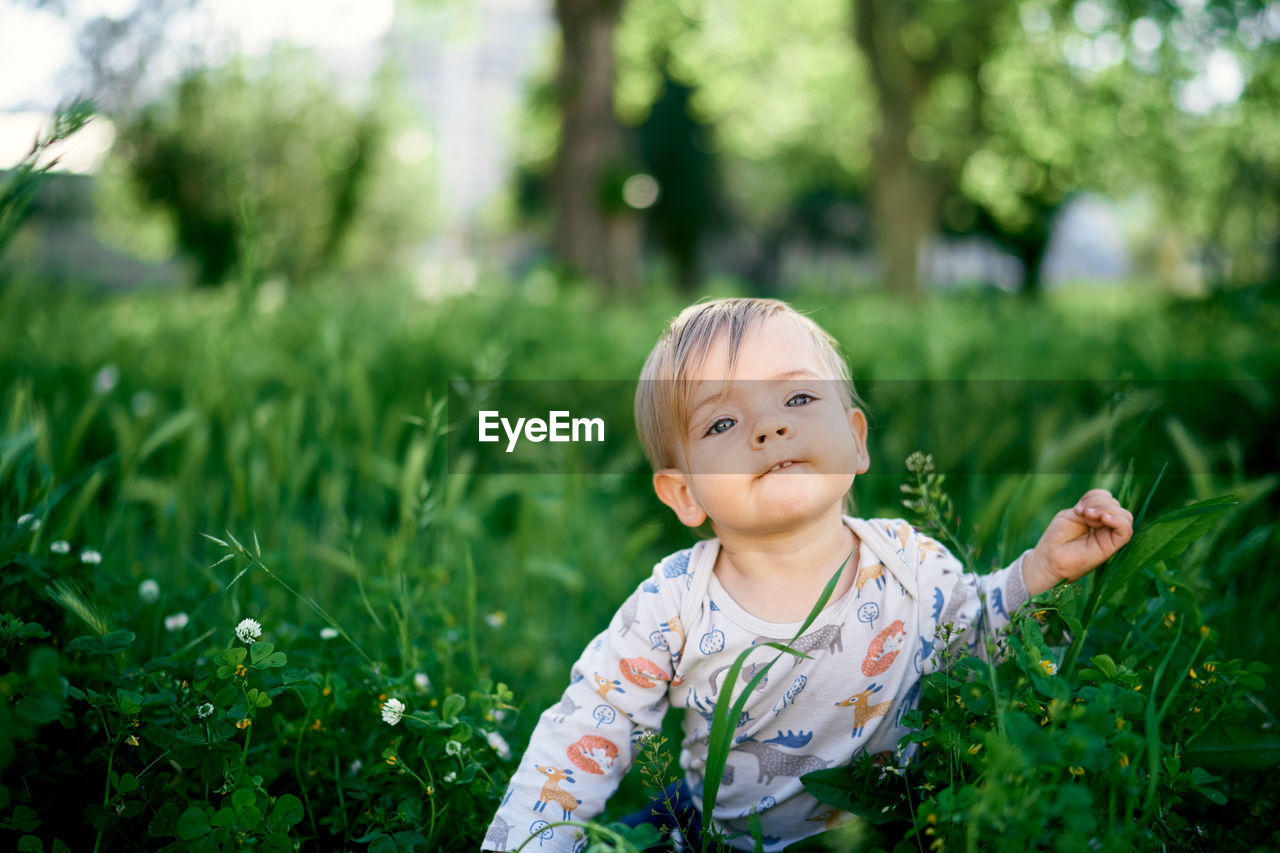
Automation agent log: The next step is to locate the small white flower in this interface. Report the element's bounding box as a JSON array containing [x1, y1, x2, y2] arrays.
[[445, 740, 463, 757], [165, 612, 189, 632], [319, 627, 339, 640], [80, 549, 102, 565], [17, 513, 40, 530], [381, 698, 406, 726], [130, 390, 155, 417], [94, 364, 120, 394], [486, 730, 511, 760], [484, 611, 506, 629], [414, 672, 431, 692], [138, 579, 161, 604], [197, 703, 214, 719], [50, 540, 71, 554], [235, 618, 262, 643], [443, 771, 457, 784], [348, 759, 363, 775]]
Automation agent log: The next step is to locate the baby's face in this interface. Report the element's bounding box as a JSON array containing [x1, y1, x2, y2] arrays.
[[669, 315, 869, 537]]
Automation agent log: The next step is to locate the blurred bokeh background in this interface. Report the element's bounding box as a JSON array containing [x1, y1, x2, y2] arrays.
[[3, 0, 1278, 297]]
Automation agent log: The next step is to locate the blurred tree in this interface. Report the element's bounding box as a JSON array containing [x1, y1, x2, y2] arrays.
[[110, 49, 430, 287], [551, 0, 644, 294], [634, 57, 723, 293]]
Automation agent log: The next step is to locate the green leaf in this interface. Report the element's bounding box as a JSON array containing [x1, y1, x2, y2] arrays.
[[222, 648, 247, 666], [118, 772, 139, 793], [17, 835, 42, 853], [101, 630, 135, 654], [148, 800, 180, 837], [281, 668, 310, 684], [116, 688, 143, 715], [441, 693, 465, 720], [268, 794, 303, 830], [232, 789, 263, 829], [1102, 496, 1235, 603], [249, 642, 275, 666], [368, 835, 396, 853], [175, 806, 211, 840], [210, 807, 236, 828], [261, 833, 293, 853], [1091, 654, 1118, 678], [262, 652, 287, 668]]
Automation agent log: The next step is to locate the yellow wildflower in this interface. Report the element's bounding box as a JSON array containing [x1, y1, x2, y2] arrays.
[[236, 718, 252, 729], [1039, 658, 1058, 676]]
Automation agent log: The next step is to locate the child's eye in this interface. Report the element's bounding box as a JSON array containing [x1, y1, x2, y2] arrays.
[[786, 393, 815, 407], [704, 417, 736, 436]]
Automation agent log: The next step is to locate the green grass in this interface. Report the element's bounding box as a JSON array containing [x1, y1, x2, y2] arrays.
[[1, 274, 1278, 850]]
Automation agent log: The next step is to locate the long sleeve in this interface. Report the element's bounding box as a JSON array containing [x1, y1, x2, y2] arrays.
[[913, 528, 1030, 674], [482, 551, 693, 853]]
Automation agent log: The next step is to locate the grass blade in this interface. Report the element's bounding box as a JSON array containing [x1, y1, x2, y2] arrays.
[[700, 550, 852, 838]]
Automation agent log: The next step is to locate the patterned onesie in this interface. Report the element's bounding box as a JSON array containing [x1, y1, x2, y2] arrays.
[[482, 517, 1031, 852]]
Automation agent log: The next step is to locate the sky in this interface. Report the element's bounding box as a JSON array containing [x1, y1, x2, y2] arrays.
[[0, 0, 396, 111], [0, 0, 396, 169]]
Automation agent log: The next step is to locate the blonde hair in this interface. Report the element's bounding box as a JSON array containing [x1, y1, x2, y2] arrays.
[[634, 298, 864, 471]]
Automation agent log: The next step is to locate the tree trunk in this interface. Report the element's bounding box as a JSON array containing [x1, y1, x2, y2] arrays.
[[552, 0, 641, 295], [869, 109, 945, 298], [853, 0, 949, 299]]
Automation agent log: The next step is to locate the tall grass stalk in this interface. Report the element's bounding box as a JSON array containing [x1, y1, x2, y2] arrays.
[[700, 551, 851, 845]]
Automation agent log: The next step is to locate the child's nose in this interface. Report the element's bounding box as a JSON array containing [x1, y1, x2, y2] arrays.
[[754, 421, 792, 444]]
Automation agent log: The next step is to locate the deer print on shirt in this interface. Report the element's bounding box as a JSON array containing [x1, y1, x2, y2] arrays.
[[532, 766, 582, 820], [835, 683, 893, 738]]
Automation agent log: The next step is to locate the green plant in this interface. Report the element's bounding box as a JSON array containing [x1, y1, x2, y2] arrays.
[[0, 98, 94, 260], [801, 455, 1280, 852]]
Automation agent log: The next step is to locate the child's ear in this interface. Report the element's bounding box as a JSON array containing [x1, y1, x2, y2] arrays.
[[847, 407, 870, 475], [653, 469, 707, 528]]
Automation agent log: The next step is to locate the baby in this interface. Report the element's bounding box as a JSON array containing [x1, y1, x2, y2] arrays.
[[483, 298, 1132, 852]]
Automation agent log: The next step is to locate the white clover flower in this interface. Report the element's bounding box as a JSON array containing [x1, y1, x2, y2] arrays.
[[80, 549, 102, 565], [165, 612, 190, 632], [235, 618, 262, 644], [381, 698, 406, 726], [94, 364, 120, 394], [17, 513, 40, 530], [138, 579, 161, 604], [414, 672, 431, 692], [197, 703, 214, 719], [50, 540, 71, 554], [486, 730, 511, 760], [445, 740, 463, 757], [319, 627, 339, 640], [443, 770, 457, 784], [348, 759, 363, 776], [131, 391, 155, 417]]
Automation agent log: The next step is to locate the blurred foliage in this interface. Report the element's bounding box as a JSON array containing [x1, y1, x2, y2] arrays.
[[604, 0, 1280, 290], [104, 48, 433, 288], [0, 100, 95, 261]]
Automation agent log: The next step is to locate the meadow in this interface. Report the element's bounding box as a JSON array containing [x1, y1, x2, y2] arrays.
[[1, 274, 1278, 852]]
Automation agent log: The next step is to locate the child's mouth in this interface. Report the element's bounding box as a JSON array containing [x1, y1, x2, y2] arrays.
[[764, 460, 799, 475]]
